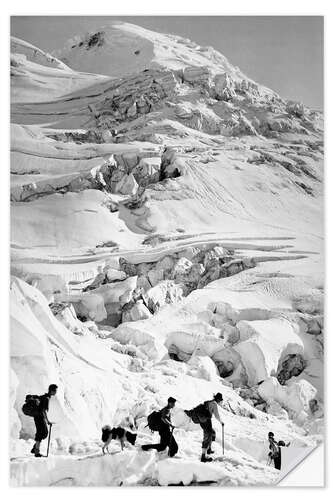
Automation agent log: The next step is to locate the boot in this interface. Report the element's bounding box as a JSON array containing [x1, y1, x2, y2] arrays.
[[207, 448, 214, 455], [201, 454, 213, 462], [33, 441, 41, 457]]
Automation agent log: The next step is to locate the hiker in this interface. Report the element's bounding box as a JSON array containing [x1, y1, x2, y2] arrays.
[[30, 384, 58, 457], [185, 392, 225, 462], [267, 431, 290, 470], [142, 397, 178, 457]]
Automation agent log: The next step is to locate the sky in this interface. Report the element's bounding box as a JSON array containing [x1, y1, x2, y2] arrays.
[[11, 16, 323, 109]]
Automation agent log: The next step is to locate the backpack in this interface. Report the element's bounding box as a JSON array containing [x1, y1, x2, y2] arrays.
[[22, 394, 41, 417], [269, 441, 280, 459], [147, 411, 162, 431], [189, 401, 211, 424], [125, 431, 137, 445]]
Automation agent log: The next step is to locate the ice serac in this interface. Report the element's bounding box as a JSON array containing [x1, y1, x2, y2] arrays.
[[10, 277, 139, 441], [234, 318, 304, 386], [109, 322, 167, 360], [258, 377, 317, 422], [10, 271, 322, 484]]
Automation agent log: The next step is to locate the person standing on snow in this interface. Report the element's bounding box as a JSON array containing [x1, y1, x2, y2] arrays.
[[185, 392, 225, 462], [142, 397, 178, 457], [268, 431, 290, 470], [31, 384, 58, 457]]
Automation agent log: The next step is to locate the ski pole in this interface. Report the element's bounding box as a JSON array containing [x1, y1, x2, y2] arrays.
[[222, 424, 225, 455], [46, 423, 52, 457]]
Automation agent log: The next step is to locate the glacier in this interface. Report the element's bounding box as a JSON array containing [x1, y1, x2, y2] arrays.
[[10, 21, 323, 486]]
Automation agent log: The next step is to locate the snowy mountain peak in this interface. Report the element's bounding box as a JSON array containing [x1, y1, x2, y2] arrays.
[[55, 22, 248, 81]]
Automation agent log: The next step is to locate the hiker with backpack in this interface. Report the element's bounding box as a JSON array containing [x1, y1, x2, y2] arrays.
[[22, 384, 58, 457], [141, 397, 178, 457], [185, 392, 225, 462], [267, 431, 290, 470]]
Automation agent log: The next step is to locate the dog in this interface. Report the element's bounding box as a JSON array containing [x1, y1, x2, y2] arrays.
[[101, 425, 137, 454]]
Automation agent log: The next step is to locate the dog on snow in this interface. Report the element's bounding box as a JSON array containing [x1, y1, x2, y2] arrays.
[[101, 425, 137, 454]]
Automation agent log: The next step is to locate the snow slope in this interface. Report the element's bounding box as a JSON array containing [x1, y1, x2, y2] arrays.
[[10, 22, 324, 486], [11, 37, 108, 103]]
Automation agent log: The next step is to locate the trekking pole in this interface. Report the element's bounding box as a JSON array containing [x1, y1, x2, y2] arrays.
[[46, 423, 52, 458], [222, 424, 225, 455]]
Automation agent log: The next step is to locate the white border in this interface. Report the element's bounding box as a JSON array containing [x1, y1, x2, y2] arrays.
[[1, 1, 332, 498], [278, 443, 325, 486]]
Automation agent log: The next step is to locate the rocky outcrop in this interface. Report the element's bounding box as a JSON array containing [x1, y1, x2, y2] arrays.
[[277, 353, 307, 385]]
